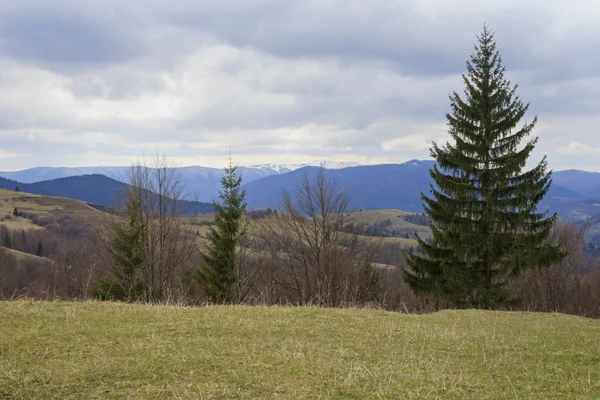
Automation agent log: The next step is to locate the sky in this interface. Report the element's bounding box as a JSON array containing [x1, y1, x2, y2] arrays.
[[0, 0, 599, 171]]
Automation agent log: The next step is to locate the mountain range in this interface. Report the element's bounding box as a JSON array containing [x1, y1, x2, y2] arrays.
[[1, 160, 600, 222], [0, 161, 359, 203]]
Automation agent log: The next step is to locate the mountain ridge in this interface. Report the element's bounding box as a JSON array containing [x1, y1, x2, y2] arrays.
[[3, 160, 600, 223], [0, 174, 214, 215]]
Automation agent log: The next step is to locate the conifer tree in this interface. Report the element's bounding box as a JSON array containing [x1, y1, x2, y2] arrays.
[[3, 233, 11, 249], [36, 241, 44, 257], [197, 157, 247, 303], [94, 198, 147, 301], [404, 26, 565, 307]]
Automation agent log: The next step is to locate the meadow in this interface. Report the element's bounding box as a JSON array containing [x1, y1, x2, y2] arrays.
[[1, 301, 599, 399]]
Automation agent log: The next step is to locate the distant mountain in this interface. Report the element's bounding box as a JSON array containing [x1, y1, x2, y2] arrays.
[[0, 174, 213, 215], [0, 166, 131, 184], [551, 170, 600, 199], [242, 160, 600, 219], [243, 160, 435, 211], [5, 160, 600, 222], [0, 165, 276, 202], [0, 160, 361, 202], [247, 161, 361, 174], [0, 176, 23, 193]]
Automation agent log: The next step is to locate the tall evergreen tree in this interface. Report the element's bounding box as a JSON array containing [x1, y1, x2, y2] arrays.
[[94, 198, 147, 301], [404, 26, 565, 307], [197, 158, 247, 303]]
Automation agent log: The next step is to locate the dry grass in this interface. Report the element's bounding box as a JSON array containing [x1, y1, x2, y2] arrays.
[[1, 301, 599, 399], [1, 247, 47, 263], [185, 213, 216, 224], [0, 216, 44, 232], [0, 189, 43, 200], [0, 189, 112, 231], [349, 209, 432, 240], [370, 235, 419, 248]]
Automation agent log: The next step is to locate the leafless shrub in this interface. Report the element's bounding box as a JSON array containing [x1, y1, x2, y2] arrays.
[[254, 170, 381, 307], [510, 220, 600, 317]]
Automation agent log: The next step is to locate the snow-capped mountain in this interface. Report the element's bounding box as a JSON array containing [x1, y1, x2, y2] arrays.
[[249, 160, 361, 174]]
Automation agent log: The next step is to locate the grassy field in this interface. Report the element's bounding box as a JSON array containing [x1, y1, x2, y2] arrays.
[[1, 247, 48, 263], [1, 301, 599, 399], [349, 209, 432, 240], [0, 188, 111, 230]]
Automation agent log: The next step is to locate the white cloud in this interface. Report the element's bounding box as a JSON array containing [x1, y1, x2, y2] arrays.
[[0, 0, 599, 171], [560, 142, 600, 156]]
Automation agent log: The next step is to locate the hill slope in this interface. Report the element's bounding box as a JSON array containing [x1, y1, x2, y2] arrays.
[[1, 301, 598, 399], [0, 175, 214, 215], [0, 188, 111, 228], [350, 209, 432, 240]]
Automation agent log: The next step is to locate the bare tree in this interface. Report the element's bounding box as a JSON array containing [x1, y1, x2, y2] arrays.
[[257, 169, 380, 306], [95, 155, 197, 302], [510, 220, 600, 317], [136, 156, 198, 301]]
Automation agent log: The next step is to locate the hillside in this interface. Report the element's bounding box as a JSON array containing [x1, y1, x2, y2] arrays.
[[0, 175, 214, 215], [1, 301, 599, 399], [350, 209, 432, 240], [0, 188, 111, 229], [0, 246, 49, 264]]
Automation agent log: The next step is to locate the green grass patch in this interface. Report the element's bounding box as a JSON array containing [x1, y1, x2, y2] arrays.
[[1, 301, 599, 399]]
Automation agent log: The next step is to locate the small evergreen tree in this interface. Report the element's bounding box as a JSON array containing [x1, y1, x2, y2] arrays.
[[94, 198, 147, 301], [36, 241, 44, 257], [14, 186, 19, 192], [404, 26, 565, 308], [13, 207, 18, 217], [197, 158, 247, 303], [3, 233, 12, 249], [19, 230, 27, 251]]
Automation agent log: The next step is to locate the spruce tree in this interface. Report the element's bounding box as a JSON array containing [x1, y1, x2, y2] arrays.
[[197, 158, 247, 303], [94, 198, 147, 301], [36, 241, 44, 257], [404, 26, 565, 308], [3, 233, 11, 249]]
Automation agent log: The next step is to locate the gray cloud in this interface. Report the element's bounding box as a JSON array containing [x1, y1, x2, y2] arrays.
[[0, 0, 599, 171], [0, 1, 145, 71]]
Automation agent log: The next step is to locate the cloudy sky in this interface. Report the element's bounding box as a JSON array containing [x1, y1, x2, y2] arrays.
[[0, 0, 599, 171]]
